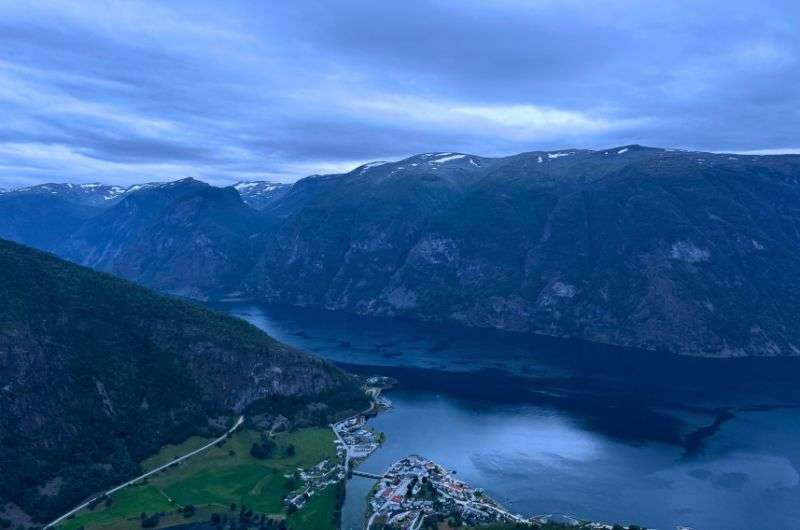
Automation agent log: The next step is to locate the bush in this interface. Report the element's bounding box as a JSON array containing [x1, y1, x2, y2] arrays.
[[250, 439, 276, 459], [141, 513, 160, 528]]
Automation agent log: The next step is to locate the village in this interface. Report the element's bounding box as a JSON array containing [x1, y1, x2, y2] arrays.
[[283, 377, 393, 511], [365, 455, 527, 530]]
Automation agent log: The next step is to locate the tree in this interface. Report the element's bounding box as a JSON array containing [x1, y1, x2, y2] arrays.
[[285, 444, 296, 457], [250, 440, 276, 459], [140, 514, 160, 528]]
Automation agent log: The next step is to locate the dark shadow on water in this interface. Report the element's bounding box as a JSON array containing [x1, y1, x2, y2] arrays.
[[340, 362, 689, 447], [216, 301, 800, 452]]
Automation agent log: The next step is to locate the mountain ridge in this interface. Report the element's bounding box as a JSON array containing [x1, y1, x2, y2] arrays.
[[2, 145, 800, 357]]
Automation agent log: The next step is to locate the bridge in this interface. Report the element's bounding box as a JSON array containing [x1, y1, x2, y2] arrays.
[[351, 470, 385, 480]]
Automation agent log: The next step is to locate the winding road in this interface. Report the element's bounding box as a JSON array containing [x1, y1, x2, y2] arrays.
[[43, 416, 244, 529]]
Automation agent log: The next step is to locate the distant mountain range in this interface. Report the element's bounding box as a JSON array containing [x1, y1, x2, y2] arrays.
[[233, 180, 291, 209], [0, 179, 289, 211], [0, 238, 362, 522], [3, 145, 800, 357]]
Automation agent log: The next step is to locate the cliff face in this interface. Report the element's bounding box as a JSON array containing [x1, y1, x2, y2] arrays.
[[0, 238, 355, 520], [251, 147, 800, 357], [1, 147, 800, 357]]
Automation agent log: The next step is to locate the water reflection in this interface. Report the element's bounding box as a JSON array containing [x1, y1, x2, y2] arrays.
[[218, 302, 800, 530]]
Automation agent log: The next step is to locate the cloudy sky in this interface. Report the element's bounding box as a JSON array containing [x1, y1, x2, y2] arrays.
[[1, 0, 798, 187]]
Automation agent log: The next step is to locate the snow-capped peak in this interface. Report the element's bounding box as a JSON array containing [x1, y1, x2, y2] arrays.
[[359, 161, 389, 174], [430, 154, 465, 164]]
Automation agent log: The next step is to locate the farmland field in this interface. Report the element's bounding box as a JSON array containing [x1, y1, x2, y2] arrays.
[[59, 427, 338, 530]]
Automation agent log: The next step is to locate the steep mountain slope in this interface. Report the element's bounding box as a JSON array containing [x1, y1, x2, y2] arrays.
[[0, 193, 99, 253], [250, 154, 488, 306], [65, 178, 212, 268], [0, 238, 360, 521], [2, 147, 800, 357], [0, 182, 146, 253], [250, 147, 800, 357], [65, 178, 267, 299]]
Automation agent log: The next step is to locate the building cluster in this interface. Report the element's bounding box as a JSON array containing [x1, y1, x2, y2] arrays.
[[366, 455, 525, 530], [283, 458, 342, 510], [284, 381, 387, 512], [375, 394, 393, 409], [365, 375, 395, 388], [332, 415, 381, 462]]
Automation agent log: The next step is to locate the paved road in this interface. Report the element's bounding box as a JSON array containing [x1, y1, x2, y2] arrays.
[[44, 416, 244, 529]]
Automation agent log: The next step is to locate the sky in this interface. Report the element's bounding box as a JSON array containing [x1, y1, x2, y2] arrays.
[[0, 0, 798, 188]]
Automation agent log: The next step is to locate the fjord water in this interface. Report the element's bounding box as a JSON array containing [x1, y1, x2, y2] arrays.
[[220, 303, 800, 530]]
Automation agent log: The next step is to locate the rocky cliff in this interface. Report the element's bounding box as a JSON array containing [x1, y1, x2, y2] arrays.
[[250, 147, 800, 357]]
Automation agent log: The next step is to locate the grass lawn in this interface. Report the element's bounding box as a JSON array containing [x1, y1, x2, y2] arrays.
[[59, 427, 337, 530], [286, 482, 341, 530], [141, 435, 214, 471], [58, 486, 172, 529]]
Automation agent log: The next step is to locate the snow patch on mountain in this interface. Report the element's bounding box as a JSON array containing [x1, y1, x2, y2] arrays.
[[359, 161, 388, 174], [235, 181, 281, 193], [670, 241, 710, 263], [431, 154, 465, 164]]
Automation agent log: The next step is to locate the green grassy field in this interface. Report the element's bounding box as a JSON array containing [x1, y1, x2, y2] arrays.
[[141, 435, 214, 470], [286, 481, 342, 530], [60, 427, 338, 530]]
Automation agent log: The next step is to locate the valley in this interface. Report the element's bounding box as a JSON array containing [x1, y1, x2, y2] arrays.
[[226, 302, 800, 530], [56, 425, 341, 530], [4, 146, 800, 358], [3, 3, 798, 529], [0, 240, 366, 527]]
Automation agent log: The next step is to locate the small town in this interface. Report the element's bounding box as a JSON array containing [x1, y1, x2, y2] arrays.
[[365, 455, 527, 530], [283, 377, 393, 511], [284, 380, 646, 530], [282, 458, 342, 511]]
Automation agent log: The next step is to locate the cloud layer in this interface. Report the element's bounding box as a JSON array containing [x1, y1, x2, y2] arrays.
[[0, 0, 798, 187]]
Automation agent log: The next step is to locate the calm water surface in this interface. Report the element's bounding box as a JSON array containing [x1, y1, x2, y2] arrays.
[[218, 302, 800, 530]]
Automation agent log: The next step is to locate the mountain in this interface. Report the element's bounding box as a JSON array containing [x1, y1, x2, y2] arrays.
[[65, 178, 266, 299], [233, 180, 291, 210], [0, 183, 131, 253], [2, 146, 800, 357], [251, 147, 800, 357], [0, 193, 98, 253], [0, 238, 362, 522], [0, 182, 129, 206]]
